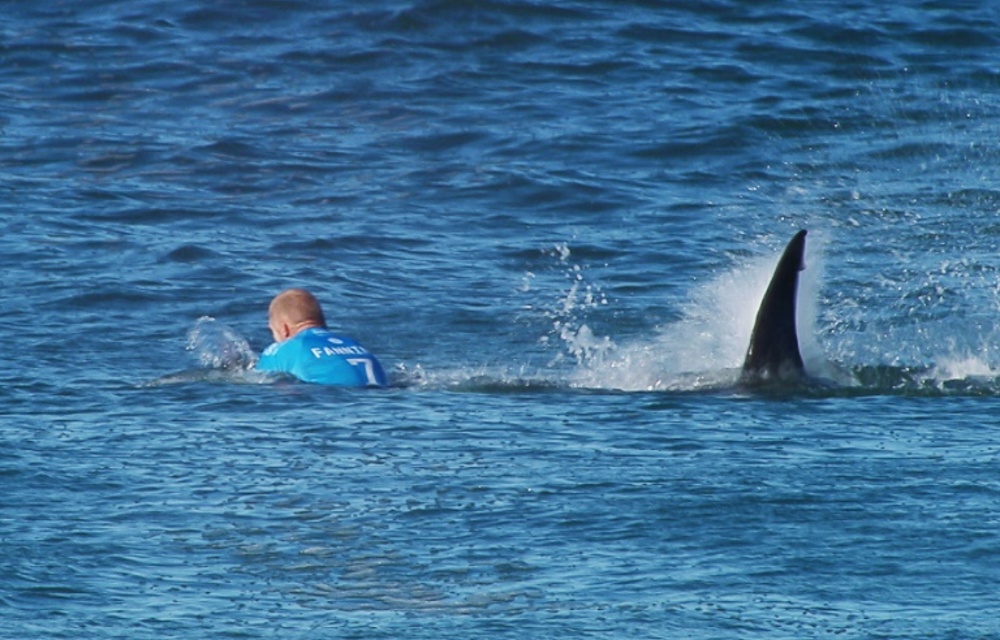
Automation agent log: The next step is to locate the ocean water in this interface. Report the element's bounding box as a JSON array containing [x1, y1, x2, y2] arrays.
[[4, 1, 1000, 638]]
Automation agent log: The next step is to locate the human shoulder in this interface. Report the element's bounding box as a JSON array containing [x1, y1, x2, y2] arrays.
[[262, 341, 283, 357], [301, 327, 360, 345]]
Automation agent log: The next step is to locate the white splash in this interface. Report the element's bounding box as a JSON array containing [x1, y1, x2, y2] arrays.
[[931, 354, 997, 380], [186, 316, 258, 370], [563, 233, 832, 392]]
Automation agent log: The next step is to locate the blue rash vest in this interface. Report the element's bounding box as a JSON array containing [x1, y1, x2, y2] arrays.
[[256, 327, 388, 387]]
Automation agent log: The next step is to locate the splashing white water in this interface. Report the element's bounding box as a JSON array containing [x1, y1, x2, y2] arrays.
[[448, 233, 1000, 395], [525, 242, 611, 368], [562, 233, 833, 391], [928, 353, 997, 382], [186, 316, 258, 370]]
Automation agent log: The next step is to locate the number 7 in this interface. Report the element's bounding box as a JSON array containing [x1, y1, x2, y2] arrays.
[[346, 357, 378, 385]]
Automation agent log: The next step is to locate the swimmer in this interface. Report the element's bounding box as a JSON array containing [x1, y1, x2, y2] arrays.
[[256, 288, 388, 387]]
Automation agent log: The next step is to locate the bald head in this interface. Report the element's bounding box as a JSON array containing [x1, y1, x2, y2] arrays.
[[268, 288, 327, 342]]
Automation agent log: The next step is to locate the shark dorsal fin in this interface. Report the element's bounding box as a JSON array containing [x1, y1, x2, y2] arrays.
[[741, 230, 807, 384]]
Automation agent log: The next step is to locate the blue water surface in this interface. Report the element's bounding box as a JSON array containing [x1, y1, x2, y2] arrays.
[[4, 1, 1000, 638]]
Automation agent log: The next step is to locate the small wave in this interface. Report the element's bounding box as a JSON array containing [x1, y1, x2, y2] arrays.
[[394, 363, 562, 393], [144, 367, 275, 387]]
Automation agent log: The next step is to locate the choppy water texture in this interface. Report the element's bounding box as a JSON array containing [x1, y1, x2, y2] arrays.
[[5, 1, 1000, 638]]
